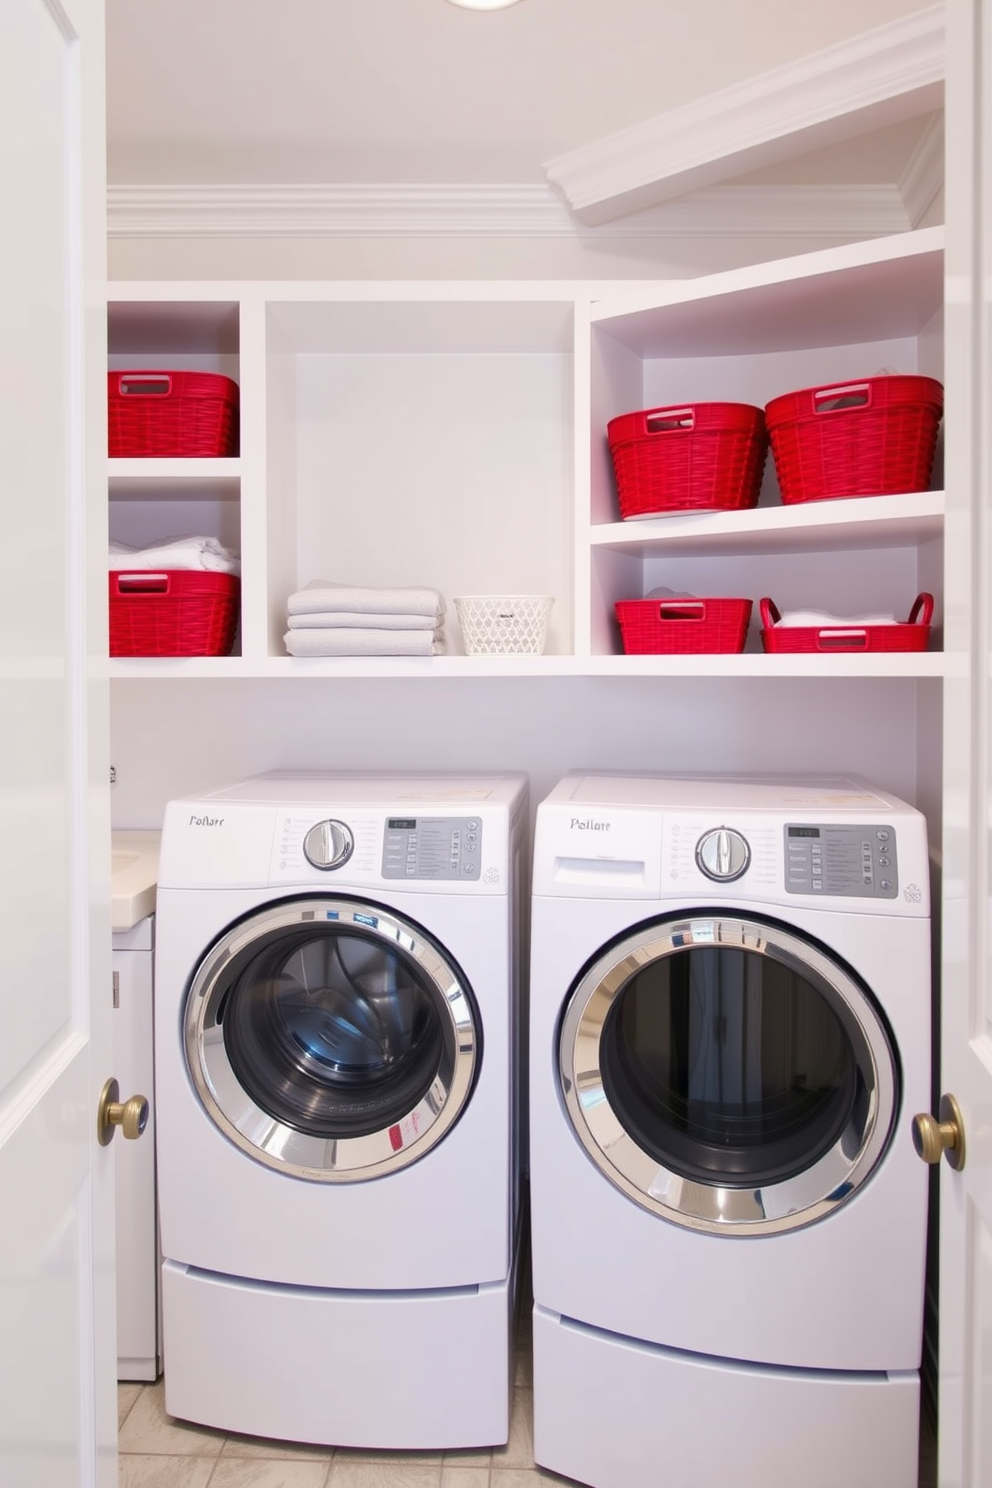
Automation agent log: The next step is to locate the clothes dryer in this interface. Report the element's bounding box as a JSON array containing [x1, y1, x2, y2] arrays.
[[529, 772, 931, 1488], [154, 771, 527, 1449]]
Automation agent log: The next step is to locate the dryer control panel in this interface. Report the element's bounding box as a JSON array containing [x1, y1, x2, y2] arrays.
[[382, 816, 483, 881], [784, 823, 898, 898]]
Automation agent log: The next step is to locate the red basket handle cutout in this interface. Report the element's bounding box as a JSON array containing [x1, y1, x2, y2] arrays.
[[759, 597, 780, 629], [657, 600, 706, 622], [814, 629, 869, 649], [644, 407, 695, 435], [113, 572, 171, 595], [812, 382, 871, 415], [117, 373, 173, 398], [910, 592, 935, 626]]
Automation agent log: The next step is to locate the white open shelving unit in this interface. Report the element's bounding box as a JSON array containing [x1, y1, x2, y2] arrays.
[[106, 224, 944, 681], [580, 226, 944, 669]]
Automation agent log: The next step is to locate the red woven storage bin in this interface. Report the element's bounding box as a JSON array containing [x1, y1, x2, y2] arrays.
[[764, 375, 943, 504], [108, 371, 240, 457], [615, 597, 753, 654], [109, 570, 240, 656], [759, 593, 933, 653], [607, 402, 767, 519]]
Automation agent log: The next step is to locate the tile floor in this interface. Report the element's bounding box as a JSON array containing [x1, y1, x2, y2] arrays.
[[118, 1308, 938, 1488]]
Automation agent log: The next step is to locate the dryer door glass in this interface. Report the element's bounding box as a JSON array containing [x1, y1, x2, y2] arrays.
[[559, 915, 898, 1235], [184, 898, 479, 1180]]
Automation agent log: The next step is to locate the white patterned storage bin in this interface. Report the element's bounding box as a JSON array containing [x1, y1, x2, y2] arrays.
[[454, 595, 554, 655]]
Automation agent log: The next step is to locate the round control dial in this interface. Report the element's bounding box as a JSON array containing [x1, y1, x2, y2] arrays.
[[695, 827, 750, 883], [303, 818, 354, 871]]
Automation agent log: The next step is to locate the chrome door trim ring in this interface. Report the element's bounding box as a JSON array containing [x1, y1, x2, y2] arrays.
[[559, 914, 898, 1236], [184, 897, 479, 1182]]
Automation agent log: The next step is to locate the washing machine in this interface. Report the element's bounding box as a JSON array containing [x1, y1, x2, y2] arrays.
[[529, 771, 931, 1488], [153, 770, 527, 1449]]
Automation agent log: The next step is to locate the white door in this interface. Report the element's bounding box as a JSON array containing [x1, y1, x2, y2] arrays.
[[935, 2, 992, 1485], [0, 2, 116, 1486]]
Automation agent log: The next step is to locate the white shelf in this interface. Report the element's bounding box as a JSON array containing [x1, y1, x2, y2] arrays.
[[588, 491, 944, 559], [589, 227, 944, 356], [108, 460, 242, 504], [107, 651, 945, 681], [586, 653, 945, 678], [109, 458, 242, 481]]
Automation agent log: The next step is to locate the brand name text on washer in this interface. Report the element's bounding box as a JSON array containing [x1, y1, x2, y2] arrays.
[[189, 814, 225, 827], [570, 817, 611, 832]]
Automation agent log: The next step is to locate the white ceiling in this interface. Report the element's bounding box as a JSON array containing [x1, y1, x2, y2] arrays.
[[105, 0, 938, 196]]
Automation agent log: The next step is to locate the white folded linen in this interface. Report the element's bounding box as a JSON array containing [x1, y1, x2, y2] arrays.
[[773, 609, 897, 628], [284, 627, 446, 657], [110, 536, 241, 575], [287, 581, 444, 619], [287, 610, 441, 631]]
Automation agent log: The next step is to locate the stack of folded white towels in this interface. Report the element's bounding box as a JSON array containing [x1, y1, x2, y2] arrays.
[[284, 581, 446, 657], [109, 535, 241, 575]]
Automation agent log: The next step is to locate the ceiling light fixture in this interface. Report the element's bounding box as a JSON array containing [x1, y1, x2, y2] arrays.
[[445, 0, 525, 10]]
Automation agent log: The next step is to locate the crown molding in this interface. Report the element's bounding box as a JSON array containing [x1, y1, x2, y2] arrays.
[[898, 111, 944, 225], [106, 183, 575, 239], [106, 180, 914, 241], [544, 5, 944, 224], [640, 184, 912, 238]]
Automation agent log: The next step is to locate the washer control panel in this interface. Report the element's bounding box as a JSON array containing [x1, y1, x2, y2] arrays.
[[784, 823, 898, 898], [382, 816, 483, 881]]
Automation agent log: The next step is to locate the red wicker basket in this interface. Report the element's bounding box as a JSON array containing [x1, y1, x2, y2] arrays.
[[109, 570, 240, 656], [615, 596, 753, 654], [108, 371, 240, 458], [607, 402, 767, 519], [764, 375, 943, 504], [759, 593, 933, 653]]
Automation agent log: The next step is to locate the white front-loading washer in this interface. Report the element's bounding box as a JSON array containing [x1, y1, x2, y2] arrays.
[[529, 772, 931, 1488], [153, 770, 527, 1449]]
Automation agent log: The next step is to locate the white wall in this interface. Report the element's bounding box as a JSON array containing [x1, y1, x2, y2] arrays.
[[105, 0, 934, 189], [110, 675, 937, 837], [107, 229, 878, 284]]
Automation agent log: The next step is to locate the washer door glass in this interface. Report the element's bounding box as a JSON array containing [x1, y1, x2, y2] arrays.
[[185, 898, 479, 1180], [559, 915, 898, 1235]]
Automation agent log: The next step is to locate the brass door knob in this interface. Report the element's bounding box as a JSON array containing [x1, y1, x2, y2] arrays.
[[97, 1077, 149, 1146], [912, 1093, 966, 1171]]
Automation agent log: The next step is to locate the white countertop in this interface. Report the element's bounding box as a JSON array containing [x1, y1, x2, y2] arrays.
[[111, 830, 162, 931]]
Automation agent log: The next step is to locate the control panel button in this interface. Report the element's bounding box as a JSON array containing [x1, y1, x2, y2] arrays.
[[695, 827, 751, 883], [303, 818, 355, 871]]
